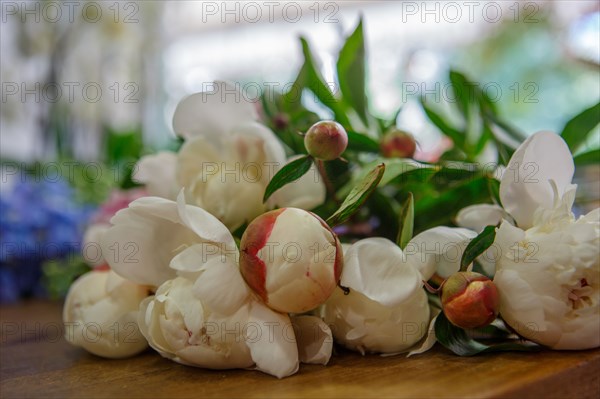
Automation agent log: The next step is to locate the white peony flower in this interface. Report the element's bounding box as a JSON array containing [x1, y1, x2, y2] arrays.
[[239, 208, 343, 314], [103, 194, 333, 377], [63, 270, 149, 358], [459, 131, 600, 350], [323, 237, 432, 354], [494, 188, 599, 349], [172, 81, 325, 231]]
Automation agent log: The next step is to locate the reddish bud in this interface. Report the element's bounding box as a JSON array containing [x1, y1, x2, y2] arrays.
[[239, 208, 343, 313], [441, 272, 499, 329], [380, 129, 416, 158], [304, 121, 348, 161]]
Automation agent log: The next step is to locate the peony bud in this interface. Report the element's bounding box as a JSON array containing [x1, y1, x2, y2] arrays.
[[380, 129, 416, 158], [304, 121, 348, 161], [240, 208, 343, 313], [441, 272, 499, 329]]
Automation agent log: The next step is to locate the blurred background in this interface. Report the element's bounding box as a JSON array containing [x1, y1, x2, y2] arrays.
[[1, 0, 599, 301]]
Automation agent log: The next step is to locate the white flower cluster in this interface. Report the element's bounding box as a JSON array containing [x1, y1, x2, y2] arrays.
[[63, 84, 598, 379], [456, 132, 599, 349]]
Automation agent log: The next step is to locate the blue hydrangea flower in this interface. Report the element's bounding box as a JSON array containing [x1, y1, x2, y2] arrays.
[[0, 177, 96, 302]]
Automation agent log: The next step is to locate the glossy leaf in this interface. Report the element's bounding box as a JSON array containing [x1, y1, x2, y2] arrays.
[[346, 131, 380, 153], [296, 37, 351, 127], [263, 155, 313, 203], [460, 225, 497, 271], [573, 148, 600, 166], [414, 176, 492, 232], [337, 19, 367, 124], [420, 99, 465, 148], [396, 193, 414, 250], [561, 102, 600, 153], [327, 163, 385, 226], [449, 70, 476, 117], [434, 312, 540, 356]]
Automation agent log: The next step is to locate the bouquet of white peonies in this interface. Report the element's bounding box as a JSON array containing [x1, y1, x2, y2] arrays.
[[63, 20, 599, 377]]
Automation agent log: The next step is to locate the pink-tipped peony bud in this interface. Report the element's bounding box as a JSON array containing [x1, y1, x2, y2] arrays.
[[240, 208, 343, 313], [304, 121, 348, 161], [380, 129, 416, 158], [441, 272, 499, 329]]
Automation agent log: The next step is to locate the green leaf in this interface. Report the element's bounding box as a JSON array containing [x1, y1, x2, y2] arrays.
[[377, 106, 403, 133], [434, 312, 540, 356], [414, 176, 493, 232], [346, 130, 380, 153], [337, 19, 367, 124], [297, 37, 351, 127], [327, 163, 385, 226], [263, 155, 313, 203], [449, 70, 476, 117], [340, 158, 432, 198], [460, 225, 497, 272], [573, 148, 600, 166], [561, 102, 600, 153], [396, 193, 414, 249], [488, 178, 502, 207], [483, 112, 527, 145], [420, 99, 465, 148], [105, 128, 143, 165]]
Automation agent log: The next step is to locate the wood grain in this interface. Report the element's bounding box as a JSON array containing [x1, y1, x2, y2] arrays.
[[1, 301, 598, 399]]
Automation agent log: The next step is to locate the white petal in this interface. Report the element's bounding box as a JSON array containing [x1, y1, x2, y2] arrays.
[[176, 191, 237, 250], [176, 136, 223, 191], [291, 315, 333, 365], [200, 173, 267, 231], [405, 227, 476, 279], [82, 223, 110, 267], [104, 197, 197, 287], [500, 131, 574, 229], [494, 269, 549, 341], [245, 301, 299, 378], [229, 122, 287, 168], [274, 156, 326, 210], [455, 204, 506, 232], [134, 152, 179, 200], [341, 238, 421, 307], [167, 244, 250, 315], [172, 81, 257, 140], [407, 308, 440, 357]]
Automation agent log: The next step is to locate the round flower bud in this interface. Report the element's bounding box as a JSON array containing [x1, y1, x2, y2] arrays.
[[240, 208, 343, 313], [441, 272, 499, 329], [63, 270, 149, 358], [380, 129, 416, 158], [304, 121, 348, 161]]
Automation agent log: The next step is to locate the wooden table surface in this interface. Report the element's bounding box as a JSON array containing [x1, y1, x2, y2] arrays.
[[1, 301, 598, 399]]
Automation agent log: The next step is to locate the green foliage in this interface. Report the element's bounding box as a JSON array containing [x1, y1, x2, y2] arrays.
[[337, 19, 368, 125], [104, 126, 144, 189], [327, 163, 385, 226], [263, 155, 313, 203], [421, 70, 527, 165], [460, 225, 497, 271], [434, 313, 540, 356], [42, 255, 90, 299], [346, 131, 380, 153], [560, 101, 600, 154], [396, 193, 414, 249]]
